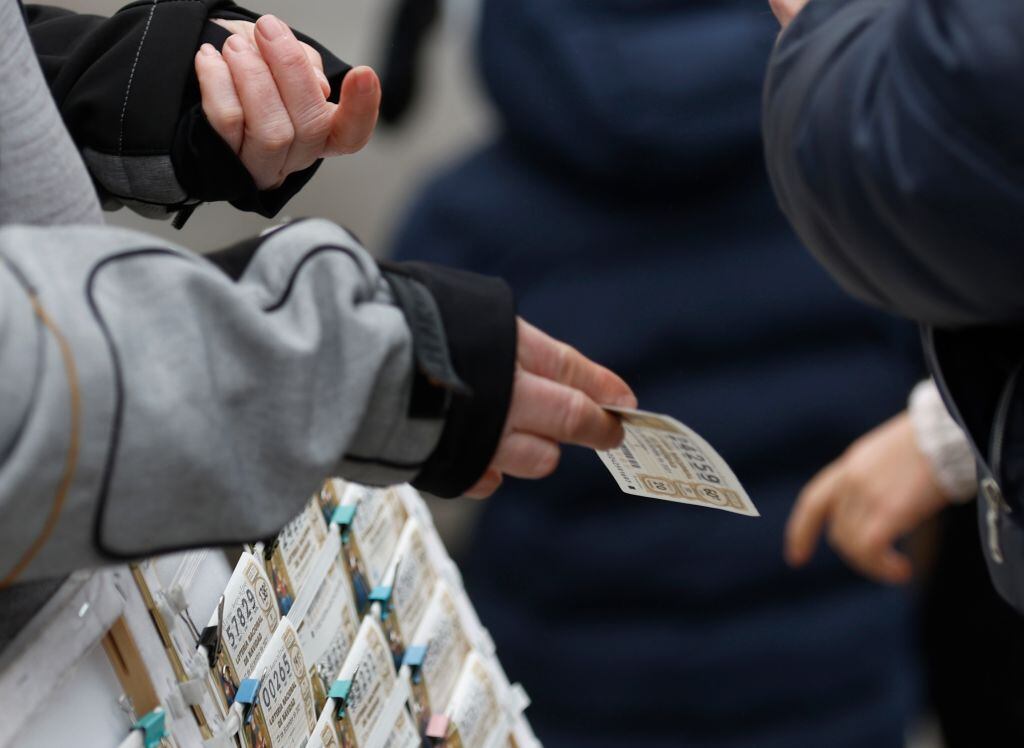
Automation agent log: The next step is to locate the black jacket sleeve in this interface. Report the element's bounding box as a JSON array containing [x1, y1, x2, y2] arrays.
[[24, 1, 351, 220], [763, 0, 1024, 328]]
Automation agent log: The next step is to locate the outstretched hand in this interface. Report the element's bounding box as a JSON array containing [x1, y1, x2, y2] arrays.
[[785, 413, 951, 585], [195, 15, 381, 190], [465, 320, 637, 498]]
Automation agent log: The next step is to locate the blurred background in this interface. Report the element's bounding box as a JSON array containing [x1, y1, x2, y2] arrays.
[[53, 1, 1024, 746]]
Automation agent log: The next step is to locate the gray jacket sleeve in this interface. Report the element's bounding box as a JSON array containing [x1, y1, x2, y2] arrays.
[[763, 0, 1024, 327], [0, 218, 515, 582]]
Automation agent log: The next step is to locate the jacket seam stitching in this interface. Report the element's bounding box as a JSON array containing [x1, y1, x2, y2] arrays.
[[118, 0, 159, 156]]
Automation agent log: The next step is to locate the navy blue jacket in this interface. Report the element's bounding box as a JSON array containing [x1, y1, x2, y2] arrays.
[[394, 2, 923, 745], [763, 0, 1024, 612]]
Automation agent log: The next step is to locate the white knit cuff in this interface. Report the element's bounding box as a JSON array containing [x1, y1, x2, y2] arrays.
[[908, 379, 977, 502]]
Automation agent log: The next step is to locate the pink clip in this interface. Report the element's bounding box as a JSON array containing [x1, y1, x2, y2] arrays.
[[426, 714, 450, 740]]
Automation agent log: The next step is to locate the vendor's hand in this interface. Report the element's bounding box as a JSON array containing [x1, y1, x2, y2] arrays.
[[785, 413, 951, 585], [195, 15, 381, 190], [465, 320, 637, 498], [769, 0, 810, 28]]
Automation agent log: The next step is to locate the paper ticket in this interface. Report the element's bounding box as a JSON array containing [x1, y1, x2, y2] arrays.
[[307, 617, 417, 748], [287, 527, 362, 710], [266, 498, 331, 615], [598, 407, 758, 517], [245, 618, 318, 748], [205, 552, 281, 711], [406, 581, 473, 727], [442, 652, 508, 748], [375, 518, 439, 662], [339, 486, 409, 612]]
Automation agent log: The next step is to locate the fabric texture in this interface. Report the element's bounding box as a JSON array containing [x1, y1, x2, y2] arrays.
[[762, 0, 1024, 613], [0, 0, 518, 592], [908, 379, 977, 502], [390, 2, 924, 746]]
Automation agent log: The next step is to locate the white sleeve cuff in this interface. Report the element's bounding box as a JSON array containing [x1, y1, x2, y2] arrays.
[[908, 379, 978, 502]]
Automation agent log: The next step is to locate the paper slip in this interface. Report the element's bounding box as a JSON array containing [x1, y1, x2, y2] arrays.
[[598, 407, 759, 517]]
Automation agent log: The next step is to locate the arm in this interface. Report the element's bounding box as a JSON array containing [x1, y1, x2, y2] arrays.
[[763, 0, 1024, 327], [24, 2, 366, 219], [0, 218, 633, 584]]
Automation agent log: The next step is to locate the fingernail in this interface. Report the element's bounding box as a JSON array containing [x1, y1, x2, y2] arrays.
[[355, 68, 377, 95], [199, 43, 217, 57], [257, 14, 288, 41], [224, 34, 250, 54]]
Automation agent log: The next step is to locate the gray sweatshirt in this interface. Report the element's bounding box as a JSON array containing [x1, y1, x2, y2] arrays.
[[0, 0, 515, 637]]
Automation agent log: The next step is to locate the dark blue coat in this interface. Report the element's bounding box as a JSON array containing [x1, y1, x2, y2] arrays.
[[394, 1, 924, 745], [763, 0, 1024, 613]]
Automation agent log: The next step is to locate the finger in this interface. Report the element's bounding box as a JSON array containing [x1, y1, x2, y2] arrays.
[[785, 463, 843, 567], [254, 15, 334, 174], [839, 541, 913, 586], [517, 319, 636, 409], [300, 42, 331, 98], [464, 468, 503, 500], [490, 432, 561, 480], [221, 32, 294, 190], [508, 370, 625, 451], [195, 44, 244, 153], [325, 66, 381, 156]]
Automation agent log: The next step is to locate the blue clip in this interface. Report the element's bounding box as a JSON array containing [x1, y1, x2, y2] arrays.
[[234, 678, 261, 723], [330, 505, 358, 538], [132, 709, 166, 748], [368, 586, 393, 619], [402, 644, 429, 684], [329, 679, 353, 719]]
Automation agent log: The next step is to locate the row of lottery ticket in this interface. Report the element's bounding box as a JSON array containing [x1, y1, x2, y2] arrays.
[[132, 481, 540, 748]]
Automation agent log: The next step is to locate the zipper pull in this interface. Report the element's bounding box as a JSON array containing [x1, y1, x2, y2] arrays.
[[982, 477, 1009, 564]]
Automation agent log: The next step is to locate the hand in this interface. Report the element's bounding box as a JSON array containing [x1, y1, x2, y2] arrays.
[[785, 413, 951, 585], [769, 0, 811, 28], [465, 320, 637, 498], [194, 15, 381, 190]]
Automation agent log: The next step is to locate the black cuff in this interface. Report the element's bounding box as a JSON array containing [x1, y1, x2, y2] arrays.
[[380, 262, 518, 498], [170, 12, 352, 218]]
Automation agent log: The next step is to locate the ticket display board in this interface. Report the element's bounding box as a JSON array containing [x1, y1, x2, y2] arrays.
[[2, 483, 539, 748]]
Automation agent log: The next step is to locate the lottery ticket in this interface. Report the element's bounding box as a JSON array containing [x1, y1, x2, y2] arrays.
[[205, 552, 281, 712], [266, 498, 331, 615], [287, 527, 361, 710], [306, 617, 418, 748], [405, 581, 473, 729], [443, 652, 508, 748], [375, 518, 440, 662], [598, 406, 758, 517], [337, 486, 409, 612], [244, 618, 318, 748]]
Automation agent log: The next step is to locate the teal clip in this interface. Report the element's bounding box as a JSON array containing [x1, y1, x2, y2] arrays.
[[331, 502, 360, 536], [234, 678, 261, 724], [132, 708, 166, 748], [402, 644, 429, 684], [368, 586, 393, 619], [329, 679, 353, 719]]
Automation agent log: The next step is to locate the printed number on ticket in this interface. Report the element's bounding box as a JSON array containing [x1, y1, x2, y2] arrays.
[[598, 407, 758, 517]]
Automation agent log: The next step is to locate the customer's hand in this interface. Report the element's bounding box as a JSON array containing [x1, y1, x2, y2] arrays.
[[769, 0, 811, 28], [195, 15, 381, 190], [785, 413, 951, 584], [465, 320, 637, 498]]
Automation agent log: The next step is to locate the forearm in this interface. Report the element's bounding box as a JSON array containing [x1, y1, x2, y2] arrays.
[[0, 219, 514, 582], [763, 0, 1024, 326]]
